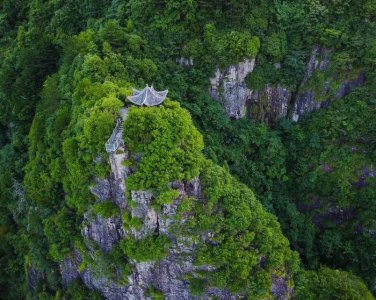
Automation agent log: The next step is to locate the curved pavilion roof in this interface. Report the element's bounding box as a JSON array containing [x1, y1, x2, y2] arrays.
[[127, 85, 168, 106]]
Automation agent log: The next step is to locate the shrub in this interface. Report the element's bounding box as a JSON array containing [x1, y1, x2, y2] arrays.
[[145, 286, 165, 300], [295, 267, 374, 300], [124, 100, 204, 194], [120, 235, 171, 262], [92, 201, 118, 218]]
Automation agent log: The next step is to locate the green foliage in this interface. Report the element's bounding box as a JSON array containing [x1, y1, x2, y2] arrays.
[[295, 267, 374, 300], [202, 24, 260, 66], [120, 235, 171, 262], [121, 212, 143, 230], [43, 207, 80, 261], [145, 286, 165, 300], [320, 28, 343, 48], [155, 189, 180, 206], [0, 0, 375, 298], [53, 280, 103, 300], [264, 32, 288, 60], [124, 100, 204, 194], [75, 240, 131, 284], [189, 278, 206, 297], [200, 108, 289, 210], [92, 201, 118, 218], [282, 86, 376, 289], [183, 160, 300, 297]]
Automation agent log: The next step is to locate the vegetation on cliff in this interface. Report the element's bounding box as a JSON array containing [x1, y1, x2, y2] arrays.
[[0, 0, 375, 299]]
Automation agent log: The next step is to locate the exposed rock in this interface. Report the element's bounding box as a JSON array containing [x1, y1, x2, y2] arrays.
[[292, 73, 365, 122], [129, 177, 202, 239], [82, 213, 125, 253], [11, 179, 28, 221], [149, 251, 194, 300], [335, 72, 366, 99], [320, 164, 334, 173], [271, 273, 293, 300], [292, 91, 323, 122], [352, 165, 375, 188], [28, 266, 44, 290], [312, 207, 355, 229], [184, 177, 202, 199], [62, 138, 288, 299], [109, 147, 130, 209], [292, 46, 365, 122], [66, 171, 240, 299], [126, 262, 155, 299], [80, 147, 129, 253], [61, 247, 132, 299], [90, 178, 111, 201], [129, 191, 157, 239], [60, 253, 80, 287], [120, 108, 128, 121], [205, 288, 237, 300], [292, 46, 330, 122], [93, 155, 104, 164], [176, 57, 193, 66], [209, 46, 365, 124], [298, 195, 322, 213], [250, 84, 291, 125], [361, 166, 376, 178], [209, 59, 255, 119], [78, 244, 196, 300], [303, 45, 330, 82], [81, 265, 131, 300]]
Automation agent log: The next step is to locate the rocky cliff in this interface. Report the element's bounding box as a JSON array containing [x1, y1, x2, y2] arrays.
[[209, 59, 255, 119], [249, 84, 290, 125], [59, 144, 232, 299], [292, 46, 365, 121], [60, 139, 294, 300], [210, 46, 365, 125]]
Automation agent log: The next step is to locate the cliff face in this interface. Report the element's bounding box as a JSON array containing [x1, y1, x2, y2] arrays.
[[210, 46, 365, 125], [209, 59, 255, 119], [60, 139, 294, 300], [249, 84, 290, 125], [60, 146, 234, 300], [292, 46, 365, 121]]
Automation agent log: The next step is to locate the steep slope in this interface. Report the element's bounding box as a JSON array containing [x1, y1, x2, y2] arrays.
[[210, 46, 366, 124], [281, 84, 376, 290], [59, 101, 299, 299], [0, 1, 375, 299]]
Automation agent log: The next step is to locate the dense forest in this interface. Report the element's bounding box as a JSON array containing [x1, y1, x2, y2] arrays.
[[0, 0, 375, 299]]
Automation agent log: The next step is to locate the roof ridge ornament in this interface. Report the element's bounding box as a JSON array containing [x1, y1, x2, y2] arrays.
[[127, 85, 168, 106]]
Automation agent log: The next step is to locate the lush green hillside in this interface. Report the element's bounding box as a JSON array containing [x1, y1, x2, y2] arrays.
[[0, 0, 375, 299]]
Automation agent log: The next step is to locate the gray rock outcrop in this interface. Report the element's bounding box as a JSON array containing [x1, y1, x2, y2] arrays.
[[82, 213, 125, 253], [60, 141, 237, 299], [109, 147, 130, 209], [210, 59, 255, 119], [303, 45, 330, 82], [250, 84, 291, 124], [59, 252, 80, 287], [60, 123, 292, 299], [210, 45, 366, 124], [292, 45, 365, 121], [176, 57, 193, 67], [129, 190, 157, 239]]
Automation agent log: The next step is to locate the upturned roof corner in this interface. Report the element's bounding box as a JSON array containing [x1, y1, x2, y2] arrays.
[[127, 84, 168, 106]]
